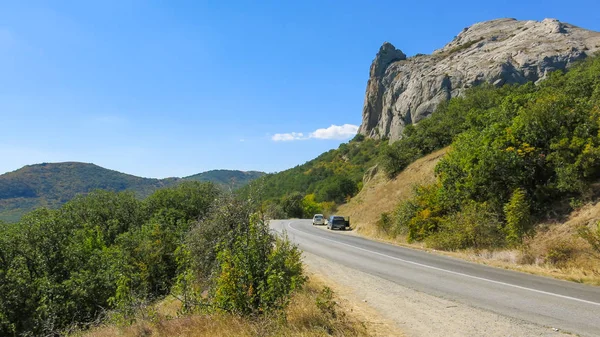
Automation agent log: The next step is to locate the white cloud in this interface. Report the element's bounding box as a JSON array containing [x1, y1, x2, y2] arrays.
[[271, 132, 306, 142], [271, 124, 359, 142], [310, 124, 359, 140]]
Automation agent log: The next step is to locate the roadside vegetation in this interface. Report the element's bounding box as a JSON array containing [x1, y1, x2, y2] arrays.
[[72, 279, 368, 337], [243, 136, 387, 219], [0, 182, 310, 336], [371, 55, 600, 282]]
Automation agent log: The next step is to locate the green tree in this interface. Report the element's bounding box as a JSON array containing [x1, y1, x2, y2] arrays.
[[301, 194, 323, 218], [281, 192, 305, 218]]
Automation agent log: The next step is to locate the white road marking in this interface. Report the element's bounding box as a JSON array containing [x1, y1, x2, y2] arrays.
[[284, 221, 600, 307]]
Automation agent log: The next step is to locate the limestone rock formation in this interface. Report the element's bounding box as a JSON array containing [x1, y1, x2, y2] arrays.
[[358, 18, 600, 141]]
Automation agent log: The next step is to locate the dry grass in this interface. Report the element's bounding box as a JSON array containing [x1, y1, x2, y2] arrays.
[[338, 148, 447, 238], [74, 278, 370, 337], [458, 201, 600, 285]]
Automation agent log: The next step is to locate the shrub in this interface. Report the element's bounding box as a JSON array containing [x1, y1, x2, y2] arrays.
[[405, 184, 447, 242], [211, 214, 305, 315], [578, 221, 600, 256], [425, 202, 503, 250], [393, 200, 419, 236], [504, 188, 532, 246], [315, 286, 339, 319], [545, 239, 577, 267], [376, 212, 393, 234], [351, 134, 365, 142]]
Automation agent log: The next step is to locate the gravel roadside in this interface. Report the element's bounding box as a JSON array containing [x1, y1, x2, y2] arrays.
[[302, 251, 575, 337]]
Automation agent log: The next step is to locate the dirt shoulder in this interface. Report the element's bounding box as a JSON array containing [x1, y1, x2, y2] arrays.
[[303, 251, 575, 337]]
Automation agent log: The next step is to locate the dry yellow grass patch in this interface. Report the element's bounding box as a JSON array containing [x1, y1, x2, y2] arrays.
[[75, 278, 370, 337], [338, 147, 447, 237]]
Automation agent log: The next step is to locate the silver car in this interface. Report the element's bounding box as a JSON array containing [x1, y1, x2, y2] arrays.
[[312, 214, 325, 226]]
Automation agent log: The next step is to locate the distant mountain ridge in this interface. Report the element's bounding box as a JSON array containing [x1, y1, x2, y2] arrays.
[[185, 169, 265, 190], [0, 162, 264, 222]]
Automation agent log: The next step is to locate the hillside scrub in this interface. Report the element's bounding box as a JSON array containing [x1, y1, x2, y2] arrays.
[[382, 55, 600, 256], [0, 182, 305, 336], [243, 137, 387, 216]]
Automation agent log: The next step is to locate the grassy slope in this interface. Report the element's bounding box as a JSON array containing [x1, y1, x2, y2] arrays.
[[0, 163, 263, 222], [337, 148, 447, 235]]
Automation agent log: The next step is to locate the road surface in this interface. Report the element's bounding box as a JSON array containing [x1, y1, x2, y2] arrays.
[[270, 219, 600, 337]]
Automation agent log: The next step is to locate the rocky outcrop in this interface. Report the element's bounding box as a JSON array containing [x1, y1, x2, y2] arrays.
[[358, 18, 600, 141]]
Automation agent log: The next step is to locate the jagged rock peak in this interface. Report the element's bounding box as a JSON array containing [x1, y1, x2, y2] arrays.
[[358, 18, 600, 142], [371, 42, 406, 77]]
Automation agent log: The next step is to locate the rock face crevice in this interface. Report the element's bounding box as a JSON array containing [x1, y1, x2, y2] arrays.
[[358, 18, 600, 142]]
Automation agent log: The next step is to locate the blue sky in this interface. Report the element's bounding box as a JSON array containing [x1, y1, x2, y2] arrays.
[[1, 1, 599, 178]]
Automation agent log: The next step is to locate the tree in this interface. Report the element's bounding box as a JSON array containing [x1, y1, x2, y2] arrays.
[[315, 176, 357, 204], [281, 192, 304, 218], [301, 194, 323, 218]]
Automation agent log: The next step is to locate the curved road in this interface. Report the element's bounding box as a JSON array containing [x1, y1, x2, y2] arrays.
[[270, 219, 600, 337]]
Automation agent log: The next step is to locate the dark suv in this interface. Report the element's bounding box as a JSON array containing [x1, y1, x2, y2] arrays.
[[327, 215, 349, 230]]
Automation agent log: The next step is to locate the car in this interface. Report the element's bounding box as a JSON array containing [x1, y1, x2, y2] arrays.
[[312, 214, 325, 226], [327, 215, 349, 230]]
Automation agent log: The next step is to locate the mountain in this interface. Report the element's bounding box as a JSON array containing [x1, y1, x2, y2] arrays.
[[0, 162, 264, 222], [184, 170, 265, 190], [358, 18, 600, 141]]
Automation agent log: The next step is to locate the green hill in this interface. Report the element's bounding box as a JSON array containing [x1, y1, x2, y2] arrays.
[[241, 136, 386, 218], [184, 170, 264, 190], [0, 163, 264, 222]]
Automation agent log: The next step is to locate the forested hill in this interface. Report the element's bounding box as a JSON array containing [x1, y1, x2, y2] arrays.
[[184, 169, 264, 190], [0, 162, 264, 222]]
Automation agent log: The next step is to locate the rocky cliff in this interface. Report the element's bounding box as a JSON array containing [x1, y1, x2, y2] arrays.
[[358, 18, 600, 141]]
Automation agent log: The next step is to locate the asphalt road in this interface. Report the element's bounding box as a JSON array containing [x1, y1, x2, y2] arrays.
[[270, 219, 600, 337]]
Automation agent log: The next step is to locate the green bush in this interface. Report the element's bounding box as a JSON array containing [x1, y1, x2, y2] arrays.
[[504, 188, 532, 246], [403, 184, 448, 242], [0, 183, 221, 336], [393, 200, 419, 236], [425, 202, 503, 250], [211, 214, 305, 315]]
